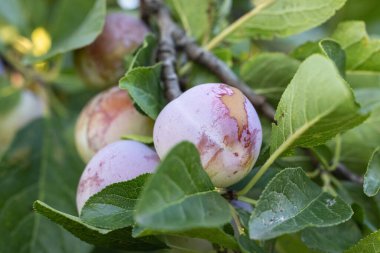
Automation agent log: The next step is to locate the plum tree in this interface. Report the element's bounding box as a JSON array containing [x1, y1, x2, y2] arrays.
[[74, 13, 149, 88], [76, 140, 159, 213], [153, 83, 262, 188], [0, 90, 45, 153], [75, 86, 154, 162]]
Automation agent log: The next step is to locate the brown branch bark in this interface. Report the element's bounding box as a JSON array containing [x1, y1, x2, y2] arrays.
[[144, 0, 275, 121], [333, 163, 364, 184], [172, 28, 276, 121], [144, 0, 182, 101]]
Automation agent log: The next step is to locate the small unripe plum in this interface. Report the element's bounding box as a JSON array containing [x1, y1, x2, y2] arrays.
[[74, 13, 149, 88], [75, 86, 154, 162], [0, 90, 45, 153], [76, 140, 159, 213], [153, 83, 262, 188]]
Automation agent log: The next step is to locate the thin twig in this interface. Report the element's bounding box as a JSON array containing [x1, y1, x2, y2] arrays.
[[144, 0, 182, 101], [307, 148, 363, 185], [333, 163, 364, 184]]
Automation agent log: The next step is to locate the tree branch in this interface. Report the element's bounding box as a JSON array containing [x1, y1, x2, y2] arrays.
[[144, 0, 275, 121], [173, 29, 276, 121], [144, 0, 182, 101]]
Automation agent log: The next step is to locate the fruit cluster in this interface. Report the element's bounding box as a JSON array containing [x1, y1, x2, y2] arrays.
[[76, 82, 262, 213], [71, 13, 262, 213]]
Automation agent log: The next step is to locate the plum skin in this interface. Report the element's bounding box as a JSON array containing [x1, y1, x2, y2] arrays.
[[76, 140, 159, 213], [153, 83, 262, 188], [75, 87, 154, 162], [74, 13, 149, 88]]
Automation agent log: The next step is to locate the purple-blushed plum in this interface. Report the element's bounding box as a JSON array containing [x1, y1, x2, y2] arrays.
[[74, 13, 149, 88], [75, 87, 154, 162], [76, 140, 159, 213], [0, 90, 45, 153], [153, 83, 262, 188]]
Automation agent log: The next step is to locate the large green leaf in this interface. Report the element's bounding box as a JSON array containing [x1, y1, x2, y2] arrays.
[[270, 54, 367, 155], [249, 168, 353, 240], [328, 21, 380, 173], [337, 182, 380, 233], [301, 220, 361, 253], [363, 148, 380, 197], [228, 0, 346, 40], [126, 34, 158, 72], [331, 21, 380, 72], [240, 53, 300, 105], [166, 0, 211, 41], [339, 100, 380, 173], [25, 0, 106, 62], [33, 201, 166, 251], [345, 229, 380, 253], [80, 175, 150, 230], [0, 118, 91, 253], [119, 64, 166, 120], [134, 142, 237, 249]]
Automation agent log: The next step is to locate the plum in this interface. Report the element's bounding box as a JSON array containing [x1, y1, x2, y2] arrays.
[[74, 13, 149, 89], [0, 90, 45, 153], [75, 86, 154, 162], [76, 140, 159, 213], [153, 83, 262, 188]]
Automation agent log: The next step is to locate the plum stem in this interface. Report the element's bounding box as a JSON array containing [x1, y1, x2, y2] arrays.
[[237, 196, 257, 206], [229, 204, 245, 235]]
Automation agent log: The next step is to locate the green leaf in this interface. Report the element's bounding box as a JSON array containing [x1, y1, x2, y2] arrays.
[[25, 0, 106, 63], [337, 182, 380, 233], [33, 201, 166, 251], [240, 53, 300, 105], [347, 71, 380, 90], [291, 39, 346, 77], [319, 39, 346, 77], [339, 107, 380, 173], [80, 175, 150, 230], [270, 54, 367, 155], [364, 148, 380, 197], [0, 118, 91, 253], [238, 235, 266, 253], [0, 85, 21, 115], [121, 134, 154, 145], [134, 142, 237, 249], [301, 220, 361, 253], [338, 71, 380, 173], [331, 21, 380, 72], [166, 0, 211, 41], [345, 229, 380, 253], [228, 0, 346, 40], [162, 235, 214, 252], [276, 234, 315, 253], [126, 33, 158, 72], [119, 64, 166, 120], [249, 168, 353, 240]]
